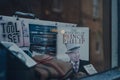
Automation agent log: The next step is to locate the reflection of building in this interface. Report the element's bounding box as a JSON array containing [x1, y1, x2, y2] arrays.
[[0, 0, 111, 72]]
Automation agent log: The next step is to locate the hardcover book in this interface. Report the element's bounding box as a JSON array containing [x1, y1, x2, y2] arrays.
[[57, 26, 89, 62], [0, 20, 24, 47]]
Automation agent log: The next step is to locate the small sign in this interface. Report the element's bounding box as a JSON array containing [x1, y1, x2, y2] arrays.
[[84, 64, 97, 75]]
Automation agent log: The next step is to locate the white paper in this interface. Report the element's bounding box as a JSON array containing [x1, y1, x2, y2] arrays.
[[83, 64, 97, 75]]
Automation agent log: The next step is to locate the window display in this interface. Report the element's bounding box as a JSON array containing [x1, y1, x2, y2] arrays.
[[0, 0, 115, 80]]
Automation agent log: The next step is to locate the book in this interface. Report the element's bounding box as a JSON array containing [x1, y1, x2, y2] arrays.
[[1, 41, 37, 68], [57, 26, 89, 61], [0, 20, 24, 47], [29, 24, 57, 56]]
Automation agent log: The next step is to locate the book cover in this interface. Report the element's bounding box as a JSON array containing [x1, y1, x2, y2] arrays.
[[0, 16, 24, 47], [57, 26, 89, 62], [29, 24, 57, 56]]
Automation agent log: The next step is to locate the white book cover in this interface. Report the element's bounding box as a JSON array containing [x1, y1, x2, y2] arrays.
[[1, 41, 37, 68], [83, 64, 97, 75], [0, 16, 24, 46], [57, 26, 89, 62]]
